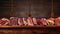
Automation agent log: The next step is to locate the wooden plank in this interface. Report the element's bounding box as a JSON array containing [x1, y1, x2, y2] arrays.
[[0, 26, 60, 29]]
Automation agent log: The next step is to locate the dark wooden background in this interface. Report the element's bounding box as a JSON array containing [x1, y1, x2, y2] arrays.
[[0, 0, 60, 18]]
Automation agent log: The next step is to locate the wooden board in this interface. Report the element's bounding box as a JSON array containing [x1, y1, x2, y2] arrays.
[[0, 25, 60, 29]]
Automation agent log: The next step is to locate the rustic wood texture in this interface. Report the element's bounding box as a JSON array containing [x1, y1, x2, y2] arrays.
[[0, 0, 60, 18], [0, 26, 60, 34]]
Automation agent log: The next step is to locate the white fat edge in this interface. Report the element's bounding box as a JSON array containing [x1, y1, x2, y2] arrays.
[[32, 18, 37, 24], [18, 18, 22, 25], [23, 18, 27, 25]]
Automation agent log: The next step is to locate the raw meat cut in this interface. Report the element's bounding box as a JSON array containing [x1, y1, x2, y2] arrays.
[[39, 18, 48, 26], [32, 17, 37, 25], [23, 17, 27, 26], [27, 17, 34, 26], [18, 18, 24, 26], [54, 17, 60, 26], [0, 18, 10, 26], [10, 17, 18, 26]]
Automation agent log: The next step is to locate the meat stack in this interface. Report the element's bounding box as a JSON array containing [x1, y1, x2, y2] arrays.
[[0, 17, 60, 26]]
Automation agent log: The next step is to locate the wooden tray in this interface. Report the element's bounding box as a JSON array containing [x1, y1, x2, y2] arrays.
[[0, 25, 60, 29]]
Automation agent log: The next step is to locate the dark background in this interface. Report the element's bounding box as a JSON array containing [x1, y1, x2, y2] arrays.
[[0, 0, 60, 18]]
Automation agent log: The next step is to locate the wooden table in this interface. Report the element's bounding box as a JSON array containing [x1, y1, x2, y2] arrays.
[[0, 26, 60, 34]]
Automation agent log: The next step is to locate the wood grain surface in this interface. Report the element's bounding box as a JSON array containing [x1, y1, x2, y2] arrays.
[[0, 26, 60, 34]]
